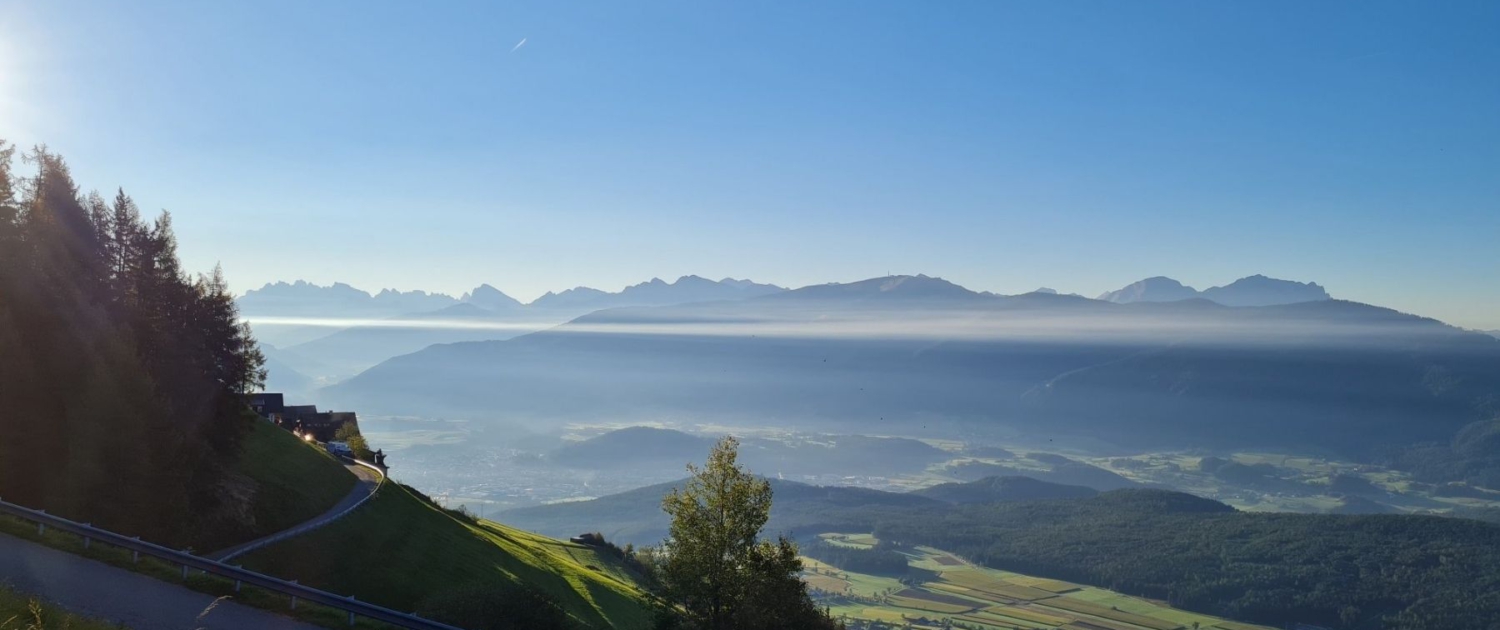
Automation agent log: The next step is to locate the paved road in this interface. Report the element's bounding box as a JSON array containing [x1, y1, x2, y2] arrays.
[[208, 463, 381, 561], [0, 531, 322, 630]]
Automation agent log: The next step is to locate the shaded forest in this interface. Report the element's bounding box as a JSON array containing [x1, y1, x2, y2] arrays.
[[800, 540, 910, 576], [0, 141, 264, 547]]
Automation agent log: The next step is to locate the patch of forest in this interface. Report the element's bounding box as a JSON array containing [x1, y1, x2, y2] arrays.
[[0, 142, 265, 547]]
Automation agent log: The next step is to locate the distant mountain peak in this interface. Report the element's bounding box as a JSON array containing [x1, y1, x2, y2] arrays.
[[1200, 275, 1330, 307], [237, 280, 460, 319], [776, 274, 984, 302], [461, 284, 522, 310], [1097, 277, 1199, 304], [529, 276, 784, 310], [1100, 275, 1331, 307]]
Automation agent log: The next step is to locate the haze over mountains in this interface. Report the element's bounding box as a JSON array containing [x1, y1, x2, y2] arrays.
[[240, 275, 785, 382], [315, 273, 1500, 463], [242, 271, 1500, 474]]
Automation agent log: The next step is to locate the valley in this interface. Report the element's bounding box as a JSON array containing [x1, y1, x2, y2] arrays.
[[8, 7, 1499, 628], [801, 534, 1275, 630], [361, 418, 1500, 524]]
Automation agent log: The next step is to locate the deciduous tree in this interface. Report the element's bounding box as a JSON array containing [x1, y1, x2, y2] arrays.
[[657, 437, 839, 630]]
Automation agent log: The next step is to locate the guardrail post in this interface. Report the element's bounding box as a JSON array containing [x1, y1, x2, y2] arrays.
[[131, 537, 140, 564], [290, 580, 299, 610], [37, 522, 44, 536]]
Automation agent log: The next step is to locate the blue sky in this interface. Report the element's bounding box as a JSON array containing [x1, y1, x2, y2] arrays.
[[2, 1, 1497, 328]]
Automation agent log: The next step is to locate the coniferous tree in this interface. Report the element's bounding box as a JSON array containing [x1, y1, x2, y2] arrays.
[[0, 140, 265, 545], [107, 188, 142, 290]]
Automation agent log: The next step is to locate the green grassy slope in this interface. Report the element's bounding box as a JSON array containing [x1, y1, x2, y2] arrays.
[[239, 481, 653, 629], [197, 419, 358, 551]]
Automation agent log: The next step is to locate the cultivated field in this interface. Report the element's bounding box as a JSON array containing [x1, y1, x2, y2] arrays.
[[803, 534, 1275, 630]]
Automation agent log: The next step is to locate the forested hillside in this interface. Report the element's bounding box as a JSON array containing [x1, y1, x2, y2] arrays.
[[509, 478, 1500, 630], [0, 141, 265, 547]]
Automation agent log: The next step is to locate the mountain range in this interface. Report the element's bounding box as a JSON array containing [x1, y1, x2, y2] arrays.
[[241, 276, 786, 378], [531, 275, 784, 310], [240, 275, 783, 317], [1097, 274, 1331, 306], [322, 274, 1500, 460], [238, 280, 462, 318]]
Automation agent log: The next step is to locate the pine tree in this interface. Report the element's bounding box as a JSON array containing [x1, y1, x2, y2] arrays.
[[0, 140, 267, 545], [107, 188, 142, 288]]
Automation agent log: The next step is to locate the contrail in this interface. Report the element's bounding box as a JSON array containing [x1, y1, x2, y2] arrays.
[[511, 38, 527, 52]]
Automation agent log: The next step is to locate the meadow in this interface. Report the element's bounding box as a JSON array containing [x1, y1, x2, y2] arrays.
[[805, 534, 1274, 630]]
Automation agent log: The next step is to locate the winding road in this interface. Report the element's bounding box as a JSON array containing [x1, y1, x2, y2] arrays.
[[207, 463, 382, 562], [0, 462, 383, 629]]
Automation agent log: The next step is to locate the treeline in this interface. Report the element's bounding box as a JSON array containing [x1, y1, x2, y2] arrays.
[[0, 142, 264, 547], [856, 490, 1500, 630], [800, 540, 909, 576], [1381, 417, 1500, 491]]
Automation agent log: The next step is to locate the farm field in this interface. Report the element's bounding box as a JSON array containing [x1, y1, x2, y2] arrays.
[[803, 534, 1275, 630]]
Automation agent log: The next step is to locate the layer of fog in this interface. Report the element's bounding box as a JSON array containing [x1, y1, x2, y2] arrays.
[[246, 310, 1465, 348]]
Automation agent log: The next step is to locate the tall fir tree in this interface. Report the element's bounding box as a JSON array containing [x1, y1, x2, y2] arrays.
[[0, 140, 265, 545]]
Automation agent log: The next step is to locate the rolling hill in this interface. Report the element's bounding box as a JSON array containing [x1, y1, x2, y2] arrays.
[[501, 477, 945, 546], [549, 426, 714, 469], [942, 455, 1141, 491], [912, 475, 1099, 504], [548, 427, 953, 478]]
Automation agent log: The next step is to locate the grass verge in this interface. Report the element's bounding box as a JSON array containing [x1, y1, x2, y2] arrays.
[[0, 584, 124, 630]]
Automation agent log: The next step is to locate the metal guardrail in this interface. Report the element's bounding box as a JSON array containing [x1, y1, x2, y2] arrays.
[[0, 486, 464, 630], [216, 458, 387, 562]]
